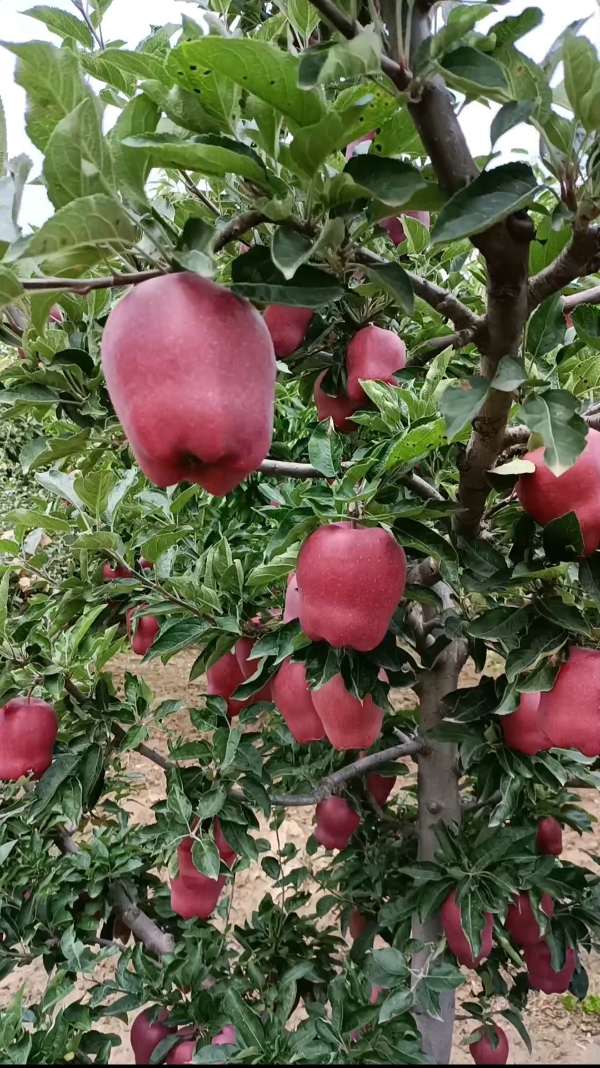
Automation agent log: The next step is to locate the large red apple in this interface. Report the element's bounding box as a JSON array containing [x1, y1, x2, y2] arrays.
[[524, 940, 576, 993], [283, 571, 300, 623], [234, 637, 271, 701], [367, 772, 396, 806], [345, 325, 406, 403], [271, 658, 325, 743], [170, 833, 230, 920], [312, 674, 384, 750], [165, 1039, 197, 1064], [131, 1008, 175, 1065], [500, 692, 549, 755], [440, 890, 493, 968], [469, 1024, 509, 1065], [379, 211, 430, 247], [206, 650, 248, 718], [296, 522, 407, 651], [313, 371, 360, 433], [101, 273, 276, 496], [126, 606, 159, 656], [505, 892, 553, 946], [536, 647, 600, 756], [536, 817, 563, 856], [263, 306, 313, 358], [0, 698, 58, 780], [211, 1025, 237, 1046], [516, 427, 600, 555], [314, 797, 360, 850]]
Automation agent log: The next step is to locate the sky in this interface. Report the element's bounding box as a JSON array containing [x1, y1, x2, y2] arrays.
[[1, 0, 599, 228]]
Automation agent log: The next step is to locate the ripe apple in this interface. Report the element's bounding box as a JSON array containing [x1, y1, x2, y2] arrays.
[[103, 561, 132, 580], [500, 692, 550, 755], [367, 772, 396, 806], [171, 833, 229, 920], [131, 1008, 175, 1065], [165, 1038, 197, 1064], [49, 305, 63, 324], [313, 371, 361, 433], [469, 1024, 509, 1065], [536, 816, 563, 856], [101, 272, 276, 496], [234, 637, 271, 701], [0, 697, 58, 780], [139, 556, 153, 570], [296, 522, 407, 651], [126, 606, 159, 656], [345, 325, 406, 403], [505, 892, 553, 946], [263, 305, 313, 358], [312, 674, 384, 750], [314, 797, 360, 850], [211, 1025, 237, 1046], [213, 817, 237, 868], [524, 940, 576, 993], [516, 427, 600, 555], [271, 658, 325, 743], [349, 908, 368, 940], [536, 646, 600, 756], [379, 211, 430, 248], [283, 571, 300, 623], [206, 650, 249, 718], [440, 890, 493, 968]]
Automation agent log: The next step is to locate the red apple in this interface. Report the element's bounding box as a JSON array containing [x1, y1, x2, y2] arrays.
[[211, 1025, 237, 1046], [103, 561, 132, 580], [206, 650, 248, 718], [171, 835, 228, 920], [379, 211, 430, 248], [312, 674, 384, 750], [314, 797, 360, 850], [440, 890, 493, 968], [313, 371, 361, 433], [345, 131, 375, 159], [101, 273, 276, 496], [131, 1008, 175, 1065], [213, 817, 237, 868], [345, 325, 406, 402], [536, 817, 563, 856], [370, 985, 382, 1004], [524, 940, 576, 993], [469, 1024, 509, 1065], [234, 637, 271, 701], [0, 697, 58, 780], [505, 892, 553, 946], [271, 658, 325, 743], [283, 571, 300, 623], [516, 427, 600, 555], [500, 692, 549, 755], [126, 606, 159, 656], [263, 306, 313, 358], [349, 908, 368, 940], [139, 556, 153, 570], [367, 772, 396, 806], [49, 305, 63, 324], [296, 522, 407, 651], [536, 647, 600, 757], [165, 1038, 197, 1064]]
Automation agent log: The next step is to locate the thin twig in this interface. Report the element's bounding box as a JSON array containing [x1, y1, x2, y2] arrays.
[[307, 0, 409, 87], [71, 0, 104, 49], [259, 459, 444, 502], [269, 739, 423, 806]]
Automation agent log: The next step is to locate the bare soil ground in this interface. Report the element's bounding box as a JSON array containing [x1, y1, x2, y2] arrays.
[[2, 651, 599, 1064]]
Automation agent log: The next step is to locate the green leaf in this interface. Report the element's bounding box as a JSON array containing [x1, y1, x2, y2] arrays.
[[170, 38, 323, 128], [143, 619, 210, 662], [491, 357, 528, 391], [196, 786, 227, 820], [431, 5, 495, 57], [505, 620, 567, 682], [271, 228, 313, 281], [439, 45, 509, 97], [563, 31, 600, 133], [109, 93, 159, 208], [231, 246, 344, 308], [519, 389, 587, 475], [223, 989, 264, 1049], [81, 48, 167, 86], [247, 550, 298, 589], [140, 528, 193, 563], [0, 268, 24, 311], [6, 194, 136, 266], [490, 99, 534, 147], [3, 40, 93, 151], [25, 6, 94, 49], [384, 419, 446, 470], [191, 835, 221, 880], [73, 469, 117, 515], [308, 419, 343, 477], [499, 1007, 532, 1056], [122, 133, 268, 185], [431, 163, 538, 245], [5, 508, 70, 534], [439, 377, 489, 441], [393, 518, 458, 575], [571, 304, 600, 349], [344, 155, 428, 207], [378, 988, 413, 1024], [527, 294, 566, 359], [362, 261, 414, 316], [72, 532, 120, 551], [542, 512, 584, 562], [298, 29, 382, 88]]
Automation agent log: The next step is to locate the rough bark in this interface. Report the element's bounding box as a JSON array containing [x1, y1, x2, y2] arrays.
[[528, 225, 600, 310]]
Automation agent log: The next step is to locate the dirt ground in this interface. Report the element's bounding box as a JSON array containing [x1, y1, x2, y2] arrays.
[[2, 651, 599, 1064]]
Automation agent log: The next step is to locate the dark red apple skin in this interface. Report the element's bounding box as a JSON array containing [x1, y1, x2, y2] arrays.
[[126, 606, 159, 656], [314, 371, 361, 433], [271, 658, 325, 743], [516, 427, 600, 555], [349, 908, 368, 940], [206, 650, 250, 718], [103, 561, 132, 580], [500, 691, 549, 755], [130, 1008, 175, 1066], [283, 571, 300, 623], [263, 305, 313, 358], [165, 1038, 197, 1064], [536, 817, 563, 856], [138, 556, 153, 570], [101, 272, 276, 496], [234, 637, 271, 701], [440, 890, 493, 968], [524, 940, 576, 993], [505, 892, 553, 946], [537, 647, 600, 757], [170, 833, 231, 920], [0, 698, 58, 780], [346, 325, 406, 402], [296, 522, 407, 651], [469, 1024, 509, 1065], [314, 797, 360, 850], [367, 773, 396, 806], [379, 211, 430, 247], [211, 1025, 236, 1046], [312, 674, 384, 750]]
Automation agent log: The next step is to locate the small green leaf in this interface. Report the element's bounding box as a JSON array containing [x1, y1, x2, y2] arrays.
[[519, 389, 587, 475], [0, 267, 24, 310], [271, 228, 313, 281], [527, 294, 566, 359], [542, 512, 584, 561], [439, 377, 489, 441], [440, 45, 510, 96], [143, 619, 210, 662], [308, 419, 343, 477], [5, 508, 71, 533], [384, 419, 446, 470], [491, 357, 528, 391], [123, 133, 268, 184], [223, 988, 264, 1049], [344, 155, 428, 207], [191, 835, 221, 880], [563, 31, 600, 133], [25, 5, 94, 48], [7, 194, 136, 265], [431, 163, 538, 246], [231, 246, 344, 308], [362, 261, 414, 315], [298, 28, 382, 88], [491, 99, 534, 147]]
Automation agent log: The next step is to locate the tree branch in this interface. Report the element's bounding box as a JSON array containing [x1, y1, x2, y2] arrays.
[[563, 282, 600, 312], [407, 328, 478, 367], [502, 408, 600, 450], [109, 884, 175, 957], [529, 226, 600, 311], [258, 459, 444, 502]]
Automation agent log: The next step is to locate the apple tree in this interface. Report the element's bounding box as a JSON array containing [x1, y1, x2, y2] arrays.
[[1, 0, 600, 1064]]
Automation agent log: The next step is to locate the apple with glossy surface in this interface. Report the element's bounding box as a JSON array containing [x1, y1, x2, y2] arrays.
[[126, 606, 159, 656], [469, 1024, 509, 1065], [500, 692, 549, 755], [314, 797, 360, 850], [516, 428, 600, 555], [312, 674, 384, 750], [102, 273, 276, 496], [536, 816, 563, 856], [296, 522, 407, 651], [524, 940, 576, 993], [440, 890, 493, 968], [271, 658, 325, 743], [345, 325, 406, 402], [211, 1025, 237, 1046], [0, 697, 58, 780], [131, 1008, 175, 1065], [505, 892, 553, 946], [206, 650, 249, 718], [367, 772, 396, 806], [165, 1038, 197, 1064], [263, 305, 313, 358], [283, 571, 300, 623], [170, 827, 235, 920], [314, 371, 360, 433], [537, 647, 600, 757]]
